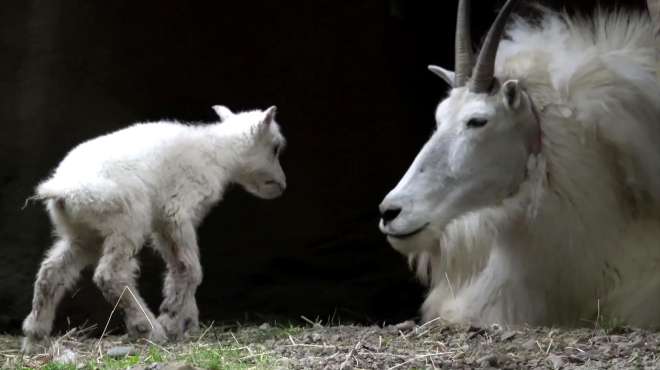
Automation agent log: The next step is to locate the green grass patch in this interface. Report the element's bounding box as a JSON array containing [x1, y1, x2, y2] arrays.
[[4, 323, 302, 370], [9, 344, 279, 370], [183, 345, 275, 370]]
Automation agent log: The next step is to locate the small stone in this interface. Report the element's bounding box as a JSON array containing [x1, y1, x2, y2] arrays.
[[628, 337, 644, 348], [477, 354, 498, 367], [258, 322, 271, 330], [311, 333, 322, 342], [467, 326, 486, 339], [547, 354, 565, 369], [501, 330, 516, 341], [107, 345, 137, 358], [522, 338, 538, 350], [339, 360, 353, 370], [276, 357, 291, 368], [567, 355, 586, 364], [54, 348, 77, 364], [160, 363, 199, 370], [128, 364, 163, 370], [601, 344, 614, 356]]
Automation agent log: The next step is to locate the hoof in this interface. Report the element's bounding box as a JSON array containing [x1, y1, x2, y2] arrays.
[[22, 313, 52, 355], [21, 336, 50, 355], [127, 318, 167, 344], [157, 313, 199, 341]]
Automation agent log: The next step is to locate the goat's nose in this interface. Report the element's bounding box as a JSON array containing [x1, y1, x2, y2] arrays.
[[381, 207, 402, 225]]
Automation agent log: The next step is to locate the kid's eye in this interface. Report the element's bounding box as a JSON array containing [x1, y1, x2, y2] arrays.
[[273, 144, 280, 156]]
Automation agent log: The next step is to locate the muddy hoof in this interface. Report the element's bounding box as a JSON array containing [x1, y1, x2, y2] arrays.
[[128, 319, 167, 344], [157, 314, 199, 341], [21, 335, 50, 355]]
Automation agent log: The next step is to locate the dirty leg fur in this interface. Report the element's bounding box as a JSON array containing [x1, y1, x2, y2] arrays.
[[93, 233, 166, 343], [153, 220, 203, 340], [22, 239, 88, 354]]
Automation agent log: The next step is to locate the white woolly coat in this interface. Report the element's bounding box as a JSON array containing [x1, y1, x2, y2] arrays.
[[36, 120, 252, 236], [417, 9, 660, 327]]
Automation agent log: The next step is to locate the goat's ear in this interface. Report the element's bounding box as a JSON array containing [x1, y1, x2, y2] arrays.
[[262, 105, 277, 125], [212, 105, 234, 121], [502, 79, 522, 110], [428, 65, 455, 87]]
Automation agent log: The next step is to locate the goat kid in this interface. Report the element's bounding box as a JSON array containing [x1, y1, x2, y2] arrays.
[[22, 105, 286, 353]]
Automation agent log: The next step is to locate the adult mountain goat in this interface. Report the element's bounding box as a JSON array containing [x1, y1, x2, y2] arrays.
[[379, 0, 660, 327], [22, 105, 286, 353]]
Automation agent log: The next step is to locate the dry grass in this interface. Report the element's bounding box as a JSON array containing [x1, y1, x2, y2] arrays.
[[3, 318, 660, 369]]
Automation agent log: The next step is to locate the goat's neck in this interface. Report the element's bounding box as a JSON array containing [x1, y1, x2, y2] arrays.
[[199, 126, 248, 182]]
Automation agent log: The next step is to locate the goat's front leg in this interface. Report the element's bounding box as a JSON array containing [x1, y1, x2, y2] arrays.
[[154, 216, 202, 340]]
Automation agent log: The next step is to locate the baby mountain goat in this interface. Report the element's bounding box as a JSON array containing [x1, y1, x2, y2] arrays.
[[380, 0, 660, 327], [22, 105, 286, 353]]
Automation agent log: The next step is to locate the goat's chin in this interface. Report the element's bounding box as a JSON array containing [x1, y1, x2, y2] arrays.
[[387, 228, 436, 256]]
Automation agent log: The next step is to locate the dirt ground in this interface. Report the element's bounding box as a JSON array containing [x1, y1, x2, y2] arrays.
[[2, 319, 660, 369]]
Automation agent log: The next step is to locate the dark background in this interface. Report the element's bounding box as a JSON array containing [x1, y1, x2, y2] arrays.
[[0, 0, 647, 335]]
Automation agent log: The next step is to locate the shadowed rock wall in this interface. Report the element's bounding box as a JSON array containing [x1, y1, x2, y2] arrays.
[[0, 0, 646, 334]]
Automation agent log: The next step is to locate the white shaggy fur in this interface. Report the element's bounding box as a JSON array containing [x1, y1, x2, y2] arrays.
[[22, 105, 286, 353], [380, 7, 660, 327]]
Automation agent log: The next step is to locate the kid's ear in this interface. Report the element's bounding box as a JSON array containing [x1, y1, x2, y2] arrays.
[[253, 105, 278, 138], [262, 105, 277, 125], [212, 105, 234, 121]]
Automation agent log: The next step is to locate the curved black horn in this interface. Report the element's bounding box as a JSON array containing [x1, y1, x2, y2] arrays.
[[469, 0, 520, 93], [454, 0, 474, 87]]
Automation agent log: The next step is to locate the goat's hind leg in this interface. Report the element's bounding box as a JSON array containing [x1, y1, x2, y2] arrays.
[[22, 239, 88, 354], [154, 217, 202, 340], [93, 233, 166, 343]]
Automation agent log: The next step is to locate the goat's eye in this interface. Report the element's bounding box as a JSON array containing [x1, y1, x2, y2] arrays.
[[466, 118, 488, 128], [272, 144, 280, 157]]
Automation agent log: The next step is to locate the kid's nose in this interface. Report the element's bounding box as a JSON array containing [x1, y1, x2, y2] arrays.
[[265, 179, 286, 191]]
